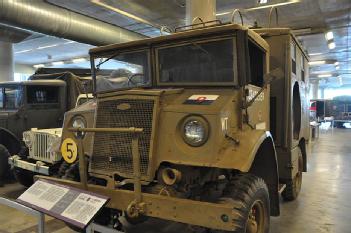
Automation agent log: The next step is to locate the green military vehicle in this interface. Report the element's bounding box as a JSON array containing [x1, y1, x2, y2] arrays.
[[0, 72, 91, 186], [38, 23, 309, 233]]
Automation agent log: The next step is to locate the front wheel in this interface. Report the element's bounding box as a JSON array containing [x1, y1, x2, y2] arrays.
[[0, 144, 10, 186], [211, 174, 270, 233], [13, 168, 34, 187]]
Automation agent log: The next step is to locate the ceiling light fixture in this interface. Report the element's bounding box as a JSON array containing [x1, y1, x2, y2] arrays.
[[52, 61, 64, 66], [318, 74, 332, 78], [216, 0, 300, 16], [63, 41, 75, 45], [308, 52, 323, 56], [308, 60, 326, 66], [334, 61, 339, 66], [328, 41, 336, 49], [325, 31, 334, 41], [72, 58, 87, 63], [258, 0, 268, 4], [33, 64, 45, 68], [91, 0, 157, 28], [37, 44, 58, 50], [15, 49, 33, 54]]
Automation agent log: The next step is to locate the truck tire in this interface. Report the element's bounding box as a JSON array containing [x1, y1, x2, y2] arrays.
[[282, 151, 303, 201], [0, 144, 10, 186], [13, 168, 34, 187], [218, 173, 270, 233]]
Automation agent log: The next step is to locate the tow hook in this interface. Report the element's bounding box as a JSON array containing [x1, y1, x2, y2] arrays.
[[126, 200, 147, 218]]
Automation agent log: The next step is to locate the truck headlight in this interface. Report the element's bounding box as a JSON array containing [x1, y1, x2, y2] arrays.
[[182, 116, 209, 147], [47, 135, 62, 153], [23, 131, 33, 147], [72, 116, 86, 138]]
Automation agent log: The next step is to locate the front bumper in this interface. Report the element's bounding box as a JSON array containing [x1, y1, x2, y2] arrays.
[[8, 155, 50, 175], [35, 175, 238, 231]]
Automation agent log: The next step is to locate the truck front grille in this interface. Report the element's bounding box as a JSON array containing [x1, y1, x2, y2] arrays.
[[31, 133, 61, 163], [91, 97, 156, 178]]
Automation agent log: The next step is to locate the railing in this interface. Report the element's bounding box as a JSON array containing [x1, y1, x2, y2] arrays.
[[0, 197, 45, 233]]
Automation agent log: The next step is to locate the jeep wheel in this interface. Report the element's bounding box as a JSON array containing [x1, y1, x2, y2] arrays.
[[281, 149, 303, 201], [14, 168, 34, 187], [211, 174, 270, 233], [0, 144, 10, 186]]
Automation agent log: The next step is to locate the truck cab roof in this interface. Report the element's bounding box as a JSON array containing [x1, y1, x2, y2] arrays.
[[90, 24, 269, 55]]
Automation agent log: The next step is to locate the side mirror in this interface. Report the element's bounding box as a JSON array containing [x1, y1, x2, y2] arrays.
[[264, 68, 284, 85]]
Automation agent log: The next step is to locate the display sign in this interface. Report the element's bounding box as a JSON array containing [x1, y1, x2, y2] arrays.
[[17, 179, 109, 229]]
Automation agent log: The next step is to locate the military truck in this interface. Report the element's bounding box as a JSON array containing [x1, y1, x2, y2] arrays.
[[253, 28, 309, 200], [0, 72, 91, 186], [37, 23, 308, 232], [8, 94, 94, 187]]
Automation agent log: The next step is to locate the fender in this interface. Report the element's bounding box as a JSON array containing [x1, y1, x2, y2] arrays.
[[248, 133, 280, 216], [0, 128, 22, 155]]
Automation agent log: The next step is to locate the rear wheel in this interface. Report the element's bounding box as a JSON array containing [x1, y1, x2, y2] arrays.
[[282, 149, 303, 201], [0, 144, 10, 187], [209, 173, 270, 233]]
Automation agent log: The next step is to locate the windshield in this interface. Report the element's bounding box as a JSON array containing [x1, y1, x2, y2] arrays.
[[0, 86, 22, 109], [158, 38, 237, 85], [93, 50, 150, 93], [27, 86, 60, 105]]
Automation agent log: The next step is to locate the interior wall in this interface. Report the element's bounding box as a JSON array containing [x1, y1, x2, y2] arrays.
[[14, 63, 35, 74]]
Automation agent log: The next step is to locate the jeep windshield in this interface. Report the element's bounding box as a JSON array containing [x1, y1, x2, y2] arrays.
[[0, 85, 22, 110], [93, 50, 150, 93], [157, 38, 237, 85]]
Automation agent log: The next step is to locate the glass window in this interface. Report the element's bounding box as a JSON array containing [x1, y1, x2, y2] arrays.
[[158, 39, 236, 84], [0, 86, 22, 109], [94, 50, 150, 93], [291, 42, 296, 74], [27, 86, 60, 104], [0, 88, 3, 108]]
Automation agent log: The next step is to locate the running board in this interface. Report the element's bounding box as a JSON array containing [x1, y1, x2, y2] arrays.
[[278, 184, 286, 194]]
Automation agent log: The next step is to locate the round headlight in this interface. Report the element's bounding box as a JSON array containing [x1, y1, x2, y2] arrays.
[[182, 117, 209, 147], [72, 116, 86, 138]]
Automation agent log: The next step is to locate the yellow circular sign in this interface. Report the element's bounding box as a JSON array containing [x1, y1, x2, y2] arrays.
[[61, 138, 78, 164]]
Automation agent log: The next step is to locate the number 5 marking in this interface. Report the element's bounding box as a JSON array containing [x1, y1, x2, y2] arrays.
[[61, 138, 78, 163]]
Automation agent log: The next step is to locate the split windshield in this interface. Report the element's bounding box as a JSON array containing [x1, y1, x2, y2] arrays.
[[0, 86, 22, 109], [92, 37, 238, 92], [158, 38, 237, 84], [94, 50, 150, 93]]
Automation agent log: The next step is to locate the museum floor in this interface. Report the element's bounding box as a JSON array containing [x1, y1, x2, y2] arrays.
[[0, 128, 350, 233]]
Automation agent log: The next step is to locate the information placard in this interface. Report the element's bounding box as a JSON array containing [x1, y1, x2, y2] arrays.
[[17, 179, 109, 229]]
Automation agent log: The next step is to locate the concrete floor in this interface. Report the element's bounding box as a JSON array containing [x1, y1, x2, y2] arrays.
[[0, 128, 350, 233]]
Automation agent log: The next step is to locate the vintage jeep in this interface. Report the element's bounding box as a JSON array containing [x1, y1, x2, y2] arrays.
[[0, 72, 91, 186], [38, 24, 308, 232], [8, 94, 94, 186]]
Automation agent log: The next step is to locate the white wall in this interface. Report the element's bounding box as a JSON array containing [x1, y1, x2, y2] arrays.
[[14, 63, 35, 74]]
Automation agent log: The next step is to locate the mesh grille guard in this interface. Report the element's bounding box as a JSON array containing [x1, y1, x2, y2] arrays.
[[91, 96, 156, 180]]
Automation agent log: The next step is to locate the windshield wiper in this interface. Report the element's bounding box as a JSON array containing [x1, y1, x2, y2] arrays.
[[95, 51, 120, 71]]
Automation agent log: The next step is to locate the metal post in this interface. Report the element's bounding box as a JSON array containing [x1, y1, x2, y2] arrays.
[[0, 197, 45, 233], [132, 135, 142, 202], [78, 139, 88, 189], [0, 41, 14, 81], [186, 0, 216, 25]]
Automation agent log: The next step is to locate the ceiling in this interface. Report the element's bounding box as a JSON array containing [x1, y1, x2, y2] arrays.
[[12, 0, 351, 88]]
